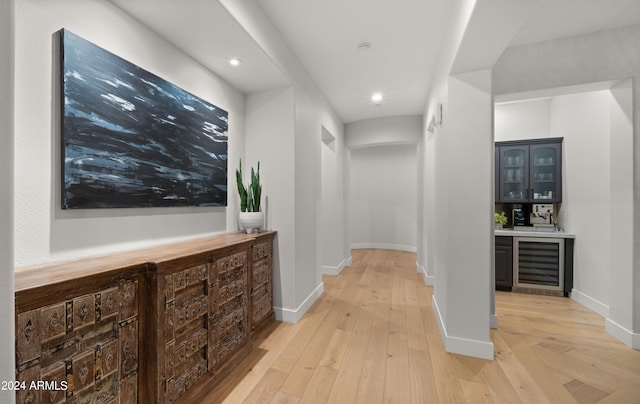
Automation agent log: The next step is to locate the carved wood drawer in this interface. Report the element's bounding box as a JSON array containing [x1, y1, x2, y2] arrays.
[[15, 280, 140, 404]]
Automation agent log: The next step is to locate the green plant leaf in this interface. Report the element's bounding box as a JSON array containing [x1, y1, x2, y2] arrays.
[[236, 159, 262, 212], [236, 158, 247, 212]]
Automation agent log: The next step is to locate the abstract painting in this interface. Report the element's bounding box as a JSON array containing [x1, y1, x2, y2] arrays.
[[60, 29, 228, 208]]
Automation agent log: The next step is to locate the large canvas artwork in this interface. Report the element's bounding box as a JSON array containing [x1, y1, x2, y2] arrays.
[[60, 29, 228, 209]]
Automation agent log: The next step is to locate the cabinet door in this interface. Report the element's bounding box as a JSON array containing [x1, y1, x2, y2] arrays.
[[498, 145, 529, 203], [530, 142, 562, 202], [495, 238, 513, 289]]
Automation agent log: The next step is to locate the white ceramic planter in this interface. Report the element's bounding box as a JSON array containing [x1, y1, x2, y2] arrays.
[[238, 211, 264, 234]]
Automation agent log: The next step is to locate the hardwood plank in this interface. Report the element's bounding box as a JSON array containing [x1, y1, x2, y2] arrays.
[[459, 379, 494, 404], [405, 279, 428, 352], [478, 359, 523, 404], [270, 392, 300, 404], [270, 297, 333, 373], [242, 369, 289, 404], [595, 387, 640, 404], [498, 330, 577, 403], [325, 289, 374, 403], [492, 331, 553, 403], [565, 349, 640, 390], [299, 366, 338, 404], [383, 307, 411, 404], [279, 301, 345, 397], [563, 379, 610, 404], [190, 249, 640, 404], [408, 348, 439, 404], [221, 323, 297, 403], [427, 333, 468, 403], [355, 325, 389, 404], [318, 328, 350, 370]]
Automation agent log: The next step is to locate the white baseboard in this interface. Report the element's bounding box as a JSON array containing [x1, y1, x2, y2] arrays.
[[432, 295, 494, 360], [571, 288, 610, 317], [418, 263, 435, 285], [321, 256, 352, 276], [490, 314, 498, 329], [571, 289, 638, 349], [273, 282, 324, 324], [605, 318, 640, 350], [351, 243, 416, 253], [424, 274, 435, 286], [432, 295, 447, 341]]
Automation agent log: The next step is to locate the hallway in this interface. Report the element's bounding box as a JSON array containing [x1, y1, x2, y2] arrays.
[[199, 249, 640, 403]]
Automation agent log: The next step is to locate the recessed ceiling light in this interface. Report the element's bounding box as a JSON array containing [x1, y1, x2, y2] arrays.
[[229, 58, 242, 67], [371, 92, 383, 103]]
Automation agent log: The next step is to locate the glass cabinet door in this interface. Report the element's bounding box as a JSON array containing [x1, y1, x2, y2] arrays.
[[499, 146, 529, 202], [530, 143, 562, 202]]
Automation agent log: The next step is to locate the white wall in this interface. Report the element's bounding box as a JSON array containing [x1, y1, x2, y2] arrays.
[[320, 125, 348, 275], [345, 115, 421, 252], [349, 144, 418, 251], [441, 70, 494, 359], [493, 24, 640, 348], [608, 80, 634, 338], [551, 92, 612, 309], [14, 0, 245, 268], [495, 91, 616, 313], [345, 115, 422, 149], [420, 0, 535, 359], [293, 88, 323, 311], [221, 0, 347, 322], [495, 99, 550, 140], [245, 86, 295, 311], [1, 1, 15, 402]]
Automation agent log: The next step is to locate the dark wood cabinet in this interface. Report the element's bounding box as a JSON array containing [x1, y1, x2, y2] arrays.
[[15, 231, 276, 404], [250, 232, 276, 334], [495, 236, 513, 290], [496, 138, 562, 203]]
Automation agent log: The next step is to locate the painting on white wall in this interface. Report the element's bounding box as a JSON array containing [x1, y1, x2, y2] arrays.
[[60, 29, 228, 209]]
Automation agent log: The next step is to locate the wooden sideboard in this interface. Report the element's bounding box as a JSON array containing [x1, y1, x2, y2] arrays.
[[14, 231, 276, 404]]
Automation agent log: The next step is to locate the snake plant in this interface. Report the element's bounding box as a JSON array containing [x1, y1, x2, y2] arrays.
[[235, 159, 261, 212]]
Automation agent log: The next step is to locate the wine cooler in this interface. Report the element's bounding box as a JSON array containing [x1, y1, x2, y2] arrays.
[[513, 237, 564, 294]]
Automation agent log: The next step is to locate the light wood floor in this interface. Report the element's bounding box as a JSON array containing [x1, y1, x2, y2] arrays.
[[200, 249, 640, 403]]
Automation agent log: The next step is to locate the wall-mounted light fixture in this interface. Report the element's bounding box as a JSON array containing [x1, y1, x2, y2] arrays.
[[427, 103, 443, 133], [427, 115, 436, 133]]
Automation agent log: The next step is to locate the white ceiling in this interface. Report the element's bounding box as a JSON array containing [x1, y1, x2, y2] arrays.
[[111, 0, 640, 124], [510, 0, 640, 46], [109, 0, 289, 94], [257, 0, 453, 123]]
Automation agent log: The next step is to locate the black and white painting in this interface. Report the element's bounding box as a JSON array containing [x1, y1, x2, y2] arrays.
[[61, 29, 228, 209]]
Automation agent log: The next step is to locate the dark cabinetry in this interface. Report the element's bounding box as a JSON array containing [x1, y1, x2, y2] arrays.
[[495, 236, 513, 290], [494, 235, 574, 296], [496, 138, 562, 203]]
